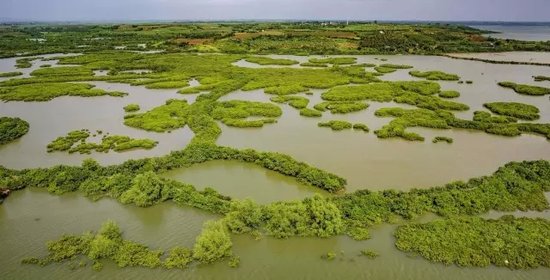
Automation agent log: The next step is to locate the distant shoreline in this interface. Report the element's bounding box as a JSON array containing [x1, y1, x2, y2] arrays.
[[1, 19, 550, 25]]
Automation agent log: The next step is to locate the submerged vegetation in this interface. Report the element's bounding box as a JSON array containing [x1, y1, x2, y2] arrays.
[[0, 116, 29, 145], [395, 216, 550, 269], [47, 129, 158, 154], [432, 136, 453, 144]]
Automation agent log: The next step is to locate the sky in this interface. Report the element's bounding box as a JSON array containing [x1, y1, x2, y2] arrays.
[[1, 0, 549, 22]]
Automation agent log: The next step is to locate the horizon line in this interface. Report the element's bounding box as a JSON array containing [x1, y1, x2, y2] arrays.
[[2, 19, 550, 25]]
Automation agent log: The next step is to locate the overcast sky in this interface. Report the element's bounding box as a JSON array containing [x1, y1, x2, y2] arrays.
[[1, 0, 549, 22]]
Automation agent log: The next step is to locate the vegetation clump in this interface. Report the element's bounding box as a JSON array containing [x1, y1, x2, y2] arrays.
[[261, 195, 345, 238], [394, 216, 550, 269], [0, 116, 29, 145], [360, 250, 379, 259], [192, 220, 233, 264], [352, 123, 369, 132], [15, 58, 34, 68], [438, 90, 460, 98], [21, 221, 164, 271], [314, 101, 369, 114], [432, 136, 453, 144], [318, 120, 353, 131], [299, 108, 322, 117], [322, 252, 337, 261], [228, 256, 240, 268], [47, 129, 157, 154], [164, 247, 193, 269], [498, 82, 550, 96], [124, 99, 188, 132], [0, 83, 126, 102], [533, 75, 550, 82], [374, 66, 396, 73], [473, 111, 517, 124], [373, 107, 550, 141], [483, 102, 540, 121], [0, 71, 23, 77], [300, 62, 328, 67], [308, 57, 356, 65], [321, 81, 469, 111], [123, 103, 140, 112], [212, 100, 282, 128], [374, 108, 451, 141], [409, 70, 460, 81], [244, 56, 298, 65], [270, 95, 309, 109]]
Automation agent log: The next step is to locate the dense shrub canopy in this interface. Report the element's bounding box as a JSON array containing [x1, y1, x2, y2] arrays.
[[0, 117, 29, 145]]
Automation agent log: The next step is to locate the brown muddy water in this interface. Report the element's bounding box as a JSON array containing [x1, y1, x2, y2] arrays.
[[1, 53, 549, 279]]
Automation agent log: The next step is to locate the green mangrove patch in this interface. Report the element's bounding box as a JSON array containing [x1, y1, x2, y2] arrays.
[[0, 82, 126, 102], [123, 103, 140, 112], [374, 107, 550, 141], [314, 101, 369, 114], [394, 216, 550, 269], [438, 90, 460, 98], [0, 116, 29, 145], [244, 56, 299, 65], [321, 81, 469, 111], [308, 57, 357, 65], [299, 108, 323, 117], [124, 99, 188, 132], [0, 71, 23, 77], [47, 129, 158, 154], [498, 82, 550, 96], [212, 100, 282, 128], [270, 95, 309, 109], [22, 220, 236, 271], [483, 102, 540, 121], [318, 120, 353, 131], [409, 70, 460, 81], [533, 75, 550, 82]]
